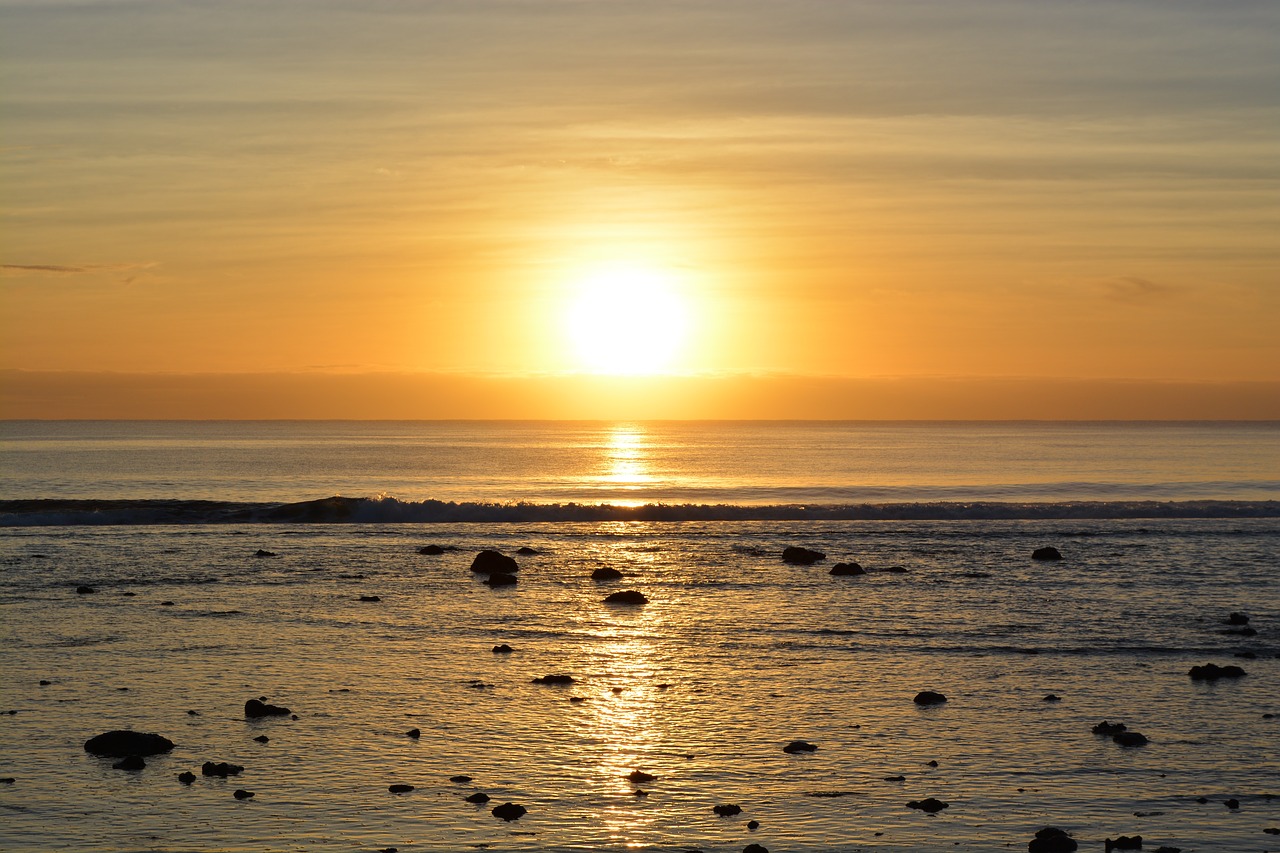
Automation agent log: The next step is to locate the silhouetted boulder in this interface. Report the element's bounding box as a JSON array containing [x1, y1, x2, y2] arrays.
[[492, 644, 513, 654], [470, 550, 518, 574], [1226, 612, 1250, 625], [359, 595, 381, 602], [744, 845, 769, 853], [253, 735, 269, 743], [389, 784, 415, 793], [1092, 721, 1127, 735], [783, 740, 818, 754], [907, 797, 950, 813], [466, 792, 490, 803], [1189, 663, 1246, 680], [782, 546, 825, 565], [254, 550, 277, 558], [1104, 836, 1142, 851], [76, 585, 95, 594], [1224, 798, 1239, 809], [604, 590, 648, 604], [484, 572, 517, 587], [627, 770, 656, 783], [1028, 826, 1078, 852], [714, 804, 743, 816], [592, 567, 624, 581], [417, 545, 445, 555], [406, 728, 420, 739], [1043, 694, 1062, 702], [233, 789, 254, 799], [914, 691, 947, 706], [830, 562, 866, 576], [1032, 547, 1062, 561], [202, 761, 244, 777], [516, 547, 538, 555], [112, 755, 146, 771], [1113, 731, 1149, 747], [245, 698, 290, 718], [177, 771, 196, 784], [532, 674, 575, 685], [84, 730, 174, 757], [491, 802, 527, 821]]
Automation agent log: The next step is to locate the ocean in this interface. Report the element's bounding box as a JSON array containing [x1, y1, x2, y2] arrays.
[[1, 420, 1278, 852]]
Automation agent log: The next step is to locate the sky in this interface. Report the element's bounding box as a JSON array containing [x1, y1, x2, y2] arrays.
[[2, 0, 1278, 418]]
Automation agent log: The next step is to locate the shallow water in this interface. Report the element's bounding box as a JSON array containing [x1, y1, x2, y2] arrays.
[[2, 519, 1277, 852]]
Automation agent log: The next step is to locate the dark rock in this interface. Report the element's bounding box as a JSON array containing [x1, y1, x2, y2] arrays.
[[1224, 798, 1239, 809], [484, 572, 517, 587], [611, 686, 624, 694], [1188, 663, 1246, 680], [245, 698, 290, 718], [1043, 694, 1062, 701], [1104, 836, 1142, 851], [492, 644, 514, 654], [627, 770, 656, 783], [254, 550, 277, 558], [39, 680, 51, 686], [633, 789, 648, 797], [926, 759, 939, 767], [121, 591, 136, 597], [112, 755, 146, 771], [161, 601, 175, 606], [1265, 827, 1280, 834], [76, 586, 95, 594], [1028, 826, 1078, 852], [1226, 612, 1250, 625], [1219, 627, 1257, 636], [914, 691, 947, 706], [202, 761, 244, 777], [806, 791, 856, 798], [714, 804, 742, 816], [1032, 546, 1062, 561], [569, 697, 585, 703], [516, 547, 538, 555], [417, 545, 445, 555], [470, 550, 518, 574], [187, 710, 199, 716], [1113, 731, 1149, 747], [359, 595, 381, 602], [1196, 797, 1209, 803], [884, 775, 906, 781], [233, 789, 254, 800], [388, 784, 415, 793], [604, 590, 648, 605], [533, 674, 575, 685], [177, 771, 196, 784], [406, 729, 420, 739], [491, 802, 527, 821], [744, 845, 769, 853], [783, 740, 818, 754], [591, 567, 624, 581], [907, 797, 949, 813], [882, 565, 909, 573], [747, 820, 759, 830], [466, 792, 491, 803], [84, 730, 175, 757], [782, 546, 825, 565], [253, 735, 269, 744], [830, 562, 866, 576], [450, 775, 472, 783], [1092, 720, 1127, 735], [1152, 847, 1181, 853]]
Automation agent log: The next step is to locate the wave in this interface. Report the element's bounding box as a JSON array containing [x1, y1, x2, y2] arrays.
[[2, 495, 1279, 526]]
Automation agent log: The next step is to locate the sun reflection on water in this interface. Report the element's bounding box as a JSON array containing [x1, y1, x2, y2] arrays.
[[597, 424, 655, 506]]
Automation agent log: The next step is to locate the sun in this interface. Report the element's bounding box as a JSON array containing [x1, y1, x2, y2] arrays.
[[564, 265, 691, 375]]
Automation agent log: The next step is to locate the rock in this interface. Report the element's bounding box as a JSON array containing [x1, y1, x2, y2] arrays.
[[470, 550, 518, 574], [627, 770, 656, 783], [245, 698, 291, 718], [1043, 694, 1062, 701], [161, 601, 175, 606], [406, 729, 420, 739], [747, 820, 760, 830], [491, 802, 527, 821], [1028, 826, 1078, 852], [1188, 663, 1247, 680], [914, 691, 947, 706], [484, 572, 518, 587], [253, 735, 269, 743], [883, 565, 909, 573], [466, 792, 490, 803], [1265, 826, 1280, 834], [202, 761, 244, 777], [1235, 652, 1257, 659], [907, 797, 949, 813], [254, 550, 277, 558], [38, 680, 52, 686], [604, 590, 648, 605], [388, 784, 415, 793], [177, 771, 196, 784], [925, 759, 939, 767], [492, 644, 514, 654], [417, 545, 445, 555], [112, 755, 146, 771], [1104, 836, 1142, 851], [1224, 798, 1239, 809], [1219, 627, 1257, 636], [76, 586, 95, 594], [744, 845, 769, 853], [1226, 612, 1250, 625], [884, 775, 906, 782], [233, 789, 254, 800], [783, 740, 818, 754], [591, 567, 624, 581], [516, 547, 538, 555], [830, 562, 866, 576], [1092, 721, 1127, 735], [1113, 731, 1149, 747], [1032, 546, 1062, 561], [84, 730, 175, 757], [782, 546, 825, 565], [450, 775, 472, 783], [358, 595, 381, 602], [533, 674, 575, 685], [713, 804, 742, 816]]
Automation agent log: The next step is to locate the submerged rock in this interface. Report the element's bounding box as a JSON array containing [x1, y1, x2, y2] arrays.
[[405, 729, 420, 739], [417, 544, 445, 555], [591, 567, 624, 581], [449, 775, 472, 783], [253, 735, 269, 743], [516, 547, 538, 555], [388, 784, 415, 794], [76, 585, 95, 594], [1188, 663, 1247, 680], [491, 802, 527, 821], [483, 572, 517, 587], [254, 550, 277, 558], [743, 845, 769, 853], [1113, 731, 1149, 747], [358, 595, 381, 602], [907, 797, 950, 813], [470, 550, 518, 574], [830, 562, 866, 576], [604, 590, 648, 605], [714, 804, 743, 816], [1092, 720, 1127, 735], [627, 770, 656, 783], [1104, 836, 1142, 851], [112, 755, 146, 771], [914, 691, 948, 706], [1226, 612, 1250, 625], [1032, 546, 1062, 561], [84, 730, 175, 757], [532, 674, 575, 685], [244, 698, 291, 718], [202, 761, 244, 777], [233, 789, 254, 800], [466, 792, 491, 803], [1043, 694, 1062, 702], [782, 546, 825, 565], [783, 740, 818, 754], [492, 644, 514, 654], [1028, 826, 1078, 852], [177, 771, 196, 785]]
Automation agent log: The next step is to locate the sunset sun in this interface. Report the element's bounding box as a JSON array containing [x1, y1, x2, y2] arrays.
[[564, 265, 691, 375]]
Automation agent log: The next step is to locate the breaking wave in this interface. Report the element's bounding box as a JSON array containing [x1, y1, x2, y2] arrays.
[[2, 495, 1278, 526]]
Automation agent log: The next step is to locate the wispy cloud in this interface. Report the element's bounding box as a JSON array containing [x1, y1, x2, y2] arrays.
[[1, 262, 155, 277], [1101, 276, 1177, 302]]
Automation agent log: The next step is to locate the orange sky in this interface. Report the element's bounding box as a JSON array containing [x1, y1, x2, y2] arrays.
[[2, 1, 1277, 418]]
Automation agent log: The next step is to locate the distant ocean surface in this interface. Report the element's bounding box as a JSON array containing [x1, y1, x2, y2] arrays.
[[1, 421, 1278, 852]]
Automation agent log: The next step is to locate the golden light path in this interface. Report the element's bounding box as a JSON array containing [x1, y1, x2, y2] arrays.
[[598, 425, 654, 506]]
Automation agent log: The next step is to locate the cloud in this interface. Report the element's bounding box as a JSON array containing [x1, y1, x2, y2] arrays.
[[1100, 276, 1177, 302], [1, 262, 156, 278]]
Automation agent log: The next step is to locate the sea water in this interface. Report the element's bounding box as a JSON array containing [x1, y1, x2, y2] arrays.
[[1, 421, 1278, 852]]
